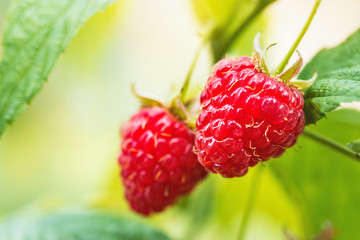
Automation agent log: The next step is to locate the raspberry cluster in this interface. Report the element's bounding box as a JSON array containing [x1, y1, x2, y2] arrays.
[[195, 57, 305, 178], [119, 55, 306, 215], [118, 107, 207, 215]]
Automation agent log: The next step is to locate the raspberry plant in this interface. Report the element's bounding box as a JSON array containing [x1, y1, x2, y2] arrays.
[[0, 0, 359, 239]]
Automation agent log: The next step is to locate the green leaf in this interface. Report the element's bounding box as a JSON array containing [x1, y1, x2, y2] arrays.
[[0, 0, 117, 137], [190, 0, 276, 62], [0, 209, 170, 240], [298, 28, 360, 124], [190, 0, 241, 28], [269, 109, 360, 240], [347, 139, 360, 153]]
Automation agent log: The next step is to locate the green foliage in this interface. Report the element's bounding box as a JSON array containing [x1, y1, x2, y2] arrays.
[[299, 29, 360, 124], [191, 0, 244, 27], [0, 0, 117, 137], [191, 0, 276, 61], [347, 139, 360, 153], [269, 109, 360, 240], [0, 209, 170, 240]]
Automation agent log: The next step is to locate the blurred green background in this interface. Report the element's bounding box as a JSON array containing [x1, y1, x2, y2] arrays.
[[0, 0, 359, 239]]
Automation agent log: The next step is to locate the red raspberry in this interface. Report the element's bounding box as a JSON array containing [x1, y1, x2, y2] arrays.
[[195, 57, 305, 178], [119, 107, 207, 215]]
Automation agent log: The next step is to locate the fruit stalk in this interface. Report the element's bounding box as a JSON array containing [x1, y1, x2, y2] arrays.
[[180, 32, 212, 103], [303, 128, 360, 162], [179, 42, 203, 103], [276, 0, 322, 74]]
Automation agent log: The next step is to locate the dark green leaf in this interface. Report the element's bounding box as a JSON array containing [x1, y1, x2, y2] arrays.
[[347, 139, 360, 153], [0, 209, 170, 240], [298, 29, 360, 124], [0, 0, 117, 136]]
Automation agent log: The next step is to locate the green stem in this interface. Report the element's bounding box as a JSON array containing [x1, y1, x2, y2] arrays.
[[179, 38, 206, 103], [237, 166, 263, 240], [303, 128, 360, 162], [276, 0, 322, 74]]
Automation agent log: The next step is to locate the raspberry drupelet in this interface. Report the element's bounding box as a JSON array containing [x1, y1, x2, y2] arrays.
[[195, 57, 305, 178], [119, 107, 207, 215]]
